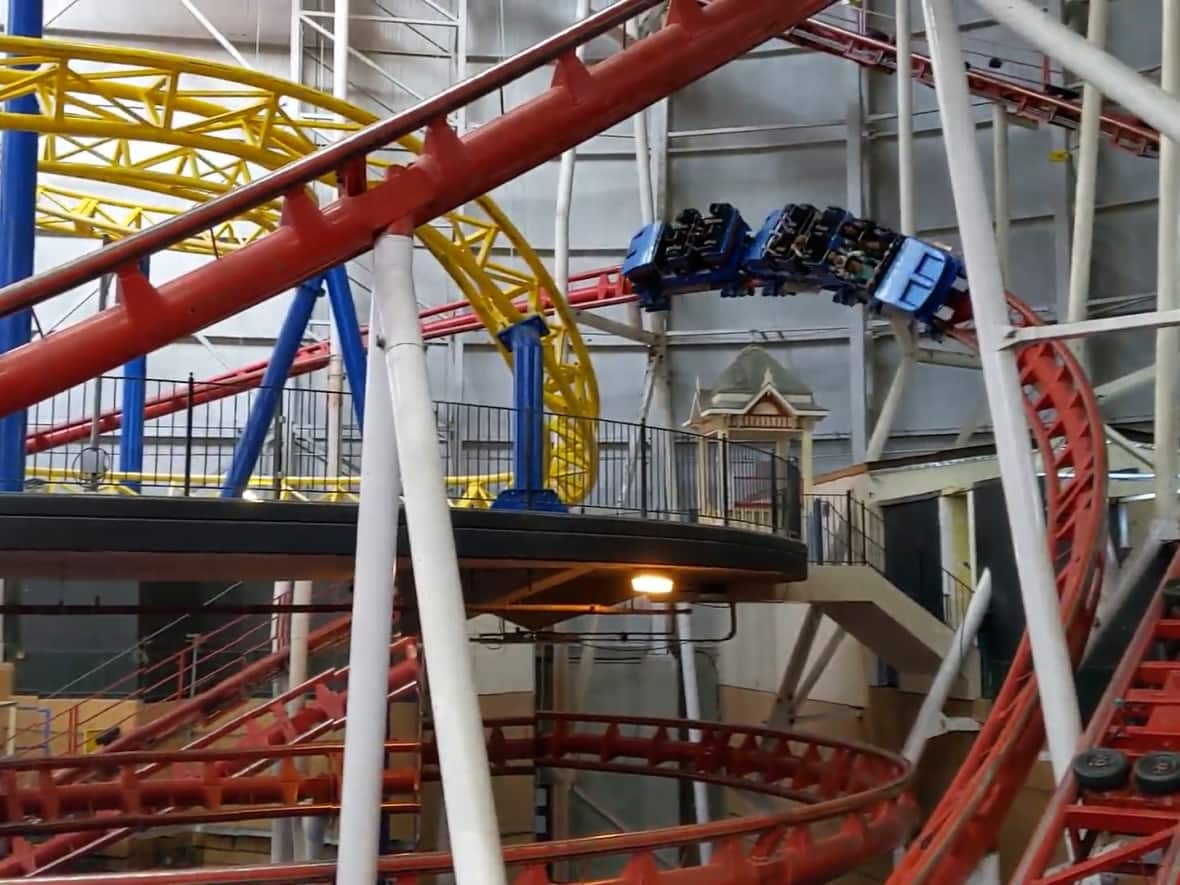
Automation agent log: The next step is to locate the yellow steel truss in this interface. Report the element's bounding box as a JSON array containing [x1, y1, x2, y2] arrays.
[[0, 36, 599, 503]]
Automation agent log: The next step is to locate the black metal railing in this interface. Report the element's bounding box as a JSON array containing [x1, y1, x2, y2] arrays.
[[20, 375, 803, 538], [803, 492, 975, 630]]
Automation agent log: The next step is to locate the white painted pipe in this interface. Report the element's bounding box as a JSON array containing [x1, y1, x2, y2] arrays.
[[287, 578, 315, 857], [865, 316, 915, 461], [554, 0, 592, 303], [992, 105, 1010, 282], [675, 608, 710, 863], [1063, 0, 1107, 376], [954, 394, 988, 446], [634, 109, 656, 227], [1065, 0, 1106, 336], [896, 0, 915, 236], [921, 0, 1081, 782], [973, 0, 1180, 146], [325, 0, 351, 487], [287, 580, 313, 712], [374, 233, 505, 884], [269, 582, 294, 864], [902, 569, 993, 764], [966, 852, 1002, 885], [1155, 0, 1180, 519], [335, 299, 403, 885], [784, 627, 846, 723], [628, 106, 654, 329]]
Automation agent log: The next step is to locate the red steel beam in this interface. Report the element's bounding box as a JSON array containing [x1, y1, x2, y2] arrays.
[[23, 267, 632, 455]]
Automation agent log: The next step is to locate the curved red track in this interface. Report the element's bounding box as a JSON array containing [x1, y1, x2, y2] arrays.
[[0, 1, 1117, 882]]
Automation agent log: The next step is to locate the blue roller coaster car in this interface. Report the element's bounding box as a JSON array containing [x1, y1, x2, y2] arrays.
[[622, 203, 750, 310], [870, 237, 968, 326], [740, 204, 820, 296]]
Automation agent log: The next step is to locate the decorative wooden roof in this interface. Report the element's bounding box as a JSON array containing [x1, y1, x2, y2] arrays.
[[686, 346, 828, 428]]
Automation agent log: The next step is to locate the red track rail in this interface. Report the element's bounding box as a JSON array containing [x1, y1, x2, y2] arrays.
[[0, 624, 405, 877], [6, 713, 915, 885], [886, 298, 1109, 882], [1012, 549, 1180, 883], [780, 18, 1159, 157], [0, 0, 837, 416], [24, 268, 632, 455]]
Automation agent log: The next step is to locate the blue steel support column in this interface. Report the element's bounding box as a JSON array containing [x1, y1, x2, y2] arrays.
[[220, 279, 322, 498], [324, 265, 367, 428], [119, 255, 151, 491], [492, 314, 565, 512], [0, 0, 44, 493]]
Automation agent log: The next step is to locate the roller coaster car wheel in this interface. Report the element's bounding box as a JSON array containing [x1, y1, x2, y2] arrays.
[[1072, 748, 1131, 792], [1134, 752, 1180, 796]]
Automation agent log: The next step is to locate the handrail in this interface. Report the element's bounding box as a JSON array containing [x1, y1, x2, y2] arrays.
[[0, 0, 665, 320]]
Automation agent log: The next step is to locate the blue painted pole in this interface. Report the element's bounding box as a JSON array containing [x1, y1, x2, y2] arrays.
[[324, 265, 367, 428], [220, 279, 322, 498], [0, 0, 44, 493], [119, 255, 151, 491], [492, 315, 564, 512]]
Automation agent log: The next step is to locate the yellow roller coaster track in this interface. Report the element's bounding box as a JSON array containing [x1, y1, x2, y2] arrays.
[[0, 37, 599, 503]]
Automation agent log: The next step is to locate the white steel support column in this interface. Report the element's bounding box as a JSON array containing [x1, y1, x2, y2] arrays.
[[902, 570, 993, 764], [374, 233, 505, 883], [767, 606, 822, 728], [992, 105, 1010, 281], [955, 394, 989, 446], [974, 0, 1180, 144], [335, 299, 402, 885], [288, 581, 313, 711], [454, 0, 469, 133], [270, 579, 295, 863], [554, 0, 591, 304], [325, 0, 352, 488], [288, 578, 316, 861], [896, 0, 915, 236], [1155, 0, 1180, 521], [675, 609, 710, 861], [921, 0, 1081, 781], [630, 107, 654, 328], [866, 317, 915, 461], [847, 98, 869, 462], [1065, 0, 1107, 367], [779, 627, 845, 727]]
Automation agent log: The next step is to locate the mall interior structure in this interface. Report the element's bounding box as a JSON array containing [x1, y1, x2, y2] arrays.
[[0, 0, 1177, 882]]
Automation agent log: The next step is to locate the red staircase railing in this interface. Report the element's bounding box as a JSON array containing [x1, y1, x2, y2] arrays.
[[8, 583, 351, 759], [0, 639, 418, 875]]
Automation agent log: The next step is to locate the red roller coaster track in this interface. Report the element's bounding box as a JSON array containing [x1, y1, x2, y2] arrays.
[[0, 1, 1117, 882], [4, 713, 915, 885], [1012, 551, 1180, 883]]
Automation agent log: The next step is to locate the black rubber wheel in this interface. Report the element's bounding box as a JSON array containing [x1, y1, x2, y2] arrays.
[[1072, 748, 1131, 791], [1135, 751, 1180, 795]]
